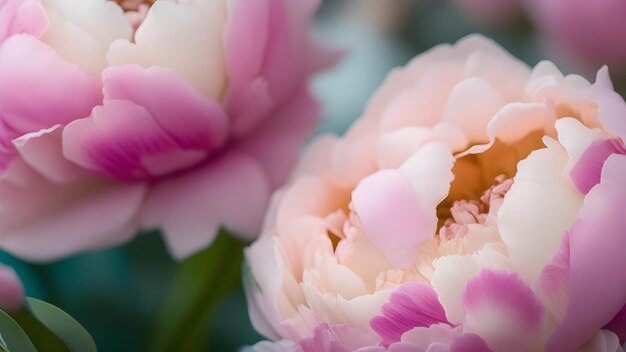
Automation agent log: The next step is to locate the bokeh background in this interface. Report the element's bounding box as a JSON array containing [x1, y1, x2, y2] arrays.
[[2, 0, 624, 350]]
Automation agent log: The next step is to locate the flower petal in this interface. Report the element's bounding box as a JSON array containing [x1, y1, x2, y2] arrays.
[[371, 282, 450, 346], [107, 0, 227, 99], [547, 154, 626, 351], [462, 269, 545, 352], [0, 159, 146, 262], [0, 34, 102, 140], [351, 169, 431, 269], [497, 137, 583, 282], [591, 67, 626, 142], [140, 151, 271, 259], [0, 0, 47, 43], [237, 88, 319, 189]]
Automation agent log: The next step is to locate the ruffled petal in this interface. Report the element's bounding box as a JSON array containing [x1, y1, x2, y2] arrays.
[[591, 67, 626, 142]]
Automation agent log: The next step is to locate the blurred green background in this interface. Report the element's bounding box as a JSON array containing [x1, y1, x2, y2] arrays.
[[0, 0, 616, 351]]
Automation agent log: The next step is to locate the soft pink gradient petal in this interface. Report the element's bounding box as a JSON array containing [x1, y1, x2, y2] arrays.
[[140, 151, 271, 259], [547, 154, 626, 351], [0, 0, 47, 43], [63, 100, 209, 180], [238, 88, 319, 189], [0, 159, 146, 262], [13, 125, 85, 184], [371, 282, 450, 347], [103, 65, 228, 150], [591, 67, 626, 142], [0, 35, 102, 155], [0, 263, 23, 311], [570, 138, 625, 194], [462, 269, 545, 352], [351, 169, 430, 269]]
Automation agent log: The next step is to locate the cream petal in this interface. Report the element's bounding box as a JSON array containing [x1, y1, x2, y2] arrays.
[[41, 0, 131, 74], [107, 0, 227, 99], [498, 137, 584, 282]]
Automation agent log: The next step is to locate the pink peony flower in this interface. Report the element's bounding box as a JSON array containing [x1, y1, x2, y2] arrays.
[[0, 263, 23, 311], [528, 0, 626, 74], [0, 0, 334, 261], [244, 35, 626, 351]]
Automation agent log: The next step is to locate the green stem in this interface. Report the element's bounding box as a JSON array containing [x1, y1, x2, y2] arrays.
[[147, 231, 245, 352]]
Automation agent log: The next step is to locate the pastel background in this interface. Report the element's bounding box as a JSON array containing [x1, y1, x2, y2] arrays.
[[1, 0, 622, 350]]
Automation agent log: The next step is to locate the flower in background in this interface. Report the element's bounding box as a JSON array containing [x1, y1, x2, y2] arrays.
[[244, 35, 626, 351], [453, 0, 522, 28], [0, 0, 335, 261], [0, 263, 23, 311], [528, 0, 626, 75]]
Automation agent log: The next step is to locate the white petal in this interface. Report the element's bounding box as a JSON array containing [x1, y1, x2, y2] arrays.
[[498, 137, 584, 282]]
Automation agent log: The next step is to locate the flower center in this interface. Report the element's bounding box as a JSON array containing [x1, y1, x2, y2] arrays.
[[115, 0, 154, 35], [439, 175, 513, 240]]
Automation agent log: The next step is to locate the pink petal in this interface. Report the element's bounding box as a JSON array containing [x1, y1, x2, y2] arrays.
[[591, 67, 626, 142], [462, 269, 545, 352], [0, 34, 102, 143], [0, 159, 146, 262], [139, 151, 271, 259], [13, 125, 85, 184], [63, 100, 209, 180], [225, 0, 330, 134], [547, 154, 626, 351], [0, 0, 47, 43], [0, 263, 23, 311], [237, 88, 319, 189], [371, 282, 450, 347], [533, 232, 571, 324], [351, 169, 430, 268], [570, 138, 625, 194], [103, 65, 228, 150]]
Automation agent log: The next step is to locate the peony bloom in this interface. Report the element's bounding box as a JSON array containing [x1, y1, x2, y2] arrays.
[[244, 35, 626, 352], [0, 0, 334, 261], [0, 263, 24, 311], [528, 0, 626, 75]]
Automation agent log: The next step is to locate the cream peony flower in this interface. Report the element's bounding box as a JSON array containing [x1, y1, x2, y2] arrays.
[[245, 35, 626, 351]]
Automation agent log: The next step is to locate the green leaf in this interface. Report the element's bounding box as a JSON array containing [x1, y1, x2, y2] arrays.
[[10, 305, 70, 352], [0, 309, 36, 352], [148, 230, 245, 352], [26, 298, 97, 352]]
